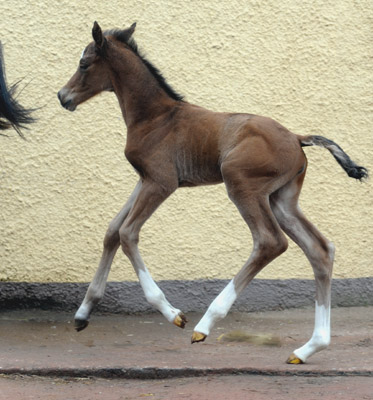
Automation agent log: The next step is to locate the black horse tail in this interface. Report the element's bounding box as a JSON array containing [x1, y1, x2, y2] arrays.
[[0, 41, 35, 138], [299, 135, 368, 181]]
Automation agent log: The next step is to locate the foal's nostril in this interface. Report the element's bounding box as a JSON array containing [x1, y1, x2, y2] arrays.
[[58, 91, 71, 110], [57, 88, 76, 111], [63, 100, 72, 109]]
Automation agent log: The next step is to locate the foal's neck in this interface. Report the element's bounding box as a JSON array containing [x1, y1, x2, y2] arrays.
[[108, 48, 176, 129]]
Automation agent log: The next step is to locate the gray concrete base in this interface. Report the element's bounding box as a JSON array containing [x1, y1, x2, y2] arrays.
[[0, 278, 372, 312]]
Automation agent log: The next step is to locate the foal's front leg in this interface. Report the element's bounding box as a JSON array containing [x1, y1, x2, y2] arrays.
[[119, 179, 187, 328], [74, 181, 142, 331]]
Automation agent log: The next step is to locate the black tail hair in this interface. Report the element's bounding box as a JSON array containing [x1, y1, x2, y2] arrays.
[[300, 135, 368, 181], [0, 42, 35, 138]]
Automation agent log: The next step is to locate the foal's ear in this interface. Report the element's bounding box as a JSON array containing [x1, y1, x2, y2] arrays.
[[127, 22, 137, 37], [119, 22, 136, 42], [92, 21, 105, 49]]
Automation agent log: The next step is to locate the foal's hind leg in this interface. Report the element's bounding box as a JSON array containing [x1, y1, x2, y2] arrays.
[[192, 170, 289, 342], [270, 172, 335, 363], [74, 180, 142, 331]]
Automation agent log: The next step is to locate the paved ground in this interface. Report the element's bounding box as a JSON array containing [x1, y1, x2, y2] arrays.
[[0, 307, 372, 399]]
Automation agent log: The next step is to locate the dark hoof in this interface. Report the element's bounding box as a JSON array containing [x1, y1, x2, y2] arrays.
[[75, 319, 89, 332]]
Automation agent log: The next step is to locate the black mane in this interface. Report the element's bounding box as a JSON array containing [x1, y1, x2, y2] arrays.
[[104, 29, 184, 102]]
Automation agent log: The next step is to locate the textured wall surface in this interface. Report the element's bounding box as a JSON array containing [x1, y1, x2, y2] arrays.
[[0, 1, 371, 284]]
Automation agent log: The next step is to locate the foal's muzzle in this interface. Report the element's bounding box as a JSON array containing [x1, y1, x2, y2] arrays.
[[57, 89, 77, 112]]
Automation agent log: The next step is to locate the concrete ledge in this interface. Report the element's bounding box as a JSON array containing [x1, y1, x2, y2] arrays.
[[1, 278, 372, 312], [1, 367, 372, 379]]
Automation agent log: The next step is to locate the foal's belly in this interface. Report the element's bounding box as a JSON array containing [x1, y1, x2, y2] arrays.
[[176, 151, 223, 187]]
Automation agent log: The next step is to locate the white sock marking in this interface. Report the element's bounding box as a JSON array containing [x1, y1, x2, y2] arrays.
[[194, 280, 237, 335], [294, 301, 331, 362], [138, 268, 181, 323]]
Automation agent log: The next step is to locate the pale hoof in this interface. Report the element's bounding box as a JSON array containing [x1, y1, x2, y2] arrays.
[[191, 331, 207, 343], [173, 313, 188, 329], [286, 353, 304, 364], [75, 319, 89, 332]]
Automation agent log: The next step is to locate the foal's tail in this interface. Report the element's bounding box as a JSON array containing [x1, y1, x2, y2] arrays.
[[298, 135, 368, 181]]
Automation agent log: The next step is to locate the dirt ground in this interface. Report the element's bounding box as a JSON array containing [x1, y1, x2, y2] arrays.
[[1, 374, 372, 400], [0, 307, 372, 399]]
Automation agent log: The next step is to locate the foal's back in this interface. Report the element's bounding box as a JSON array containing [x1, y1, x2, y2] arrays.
[[160, 102, 304, 188]]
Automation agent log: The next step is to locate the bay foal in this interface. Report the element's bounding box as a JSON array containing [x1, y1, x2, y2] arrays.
[[58, 22, 367, 364]]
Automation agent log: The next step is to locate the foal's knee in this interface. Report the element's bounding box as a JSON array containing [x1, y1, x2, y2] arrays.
[[119, 226, 138, 255], [103, 223, 120, 250]]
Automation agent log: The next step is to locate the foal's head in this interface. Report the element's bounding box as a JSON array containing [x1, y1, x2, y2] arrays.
[[58, 21, 136, 111]]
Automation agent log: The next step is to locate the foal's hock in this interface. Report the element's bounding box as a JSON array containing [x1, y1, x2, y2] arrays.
[[58, 22, 367, 364]]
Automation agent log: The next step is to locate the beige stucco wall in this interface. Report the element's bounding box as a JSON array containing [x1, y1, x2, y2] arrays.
[[0, 1, 371, 283]]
